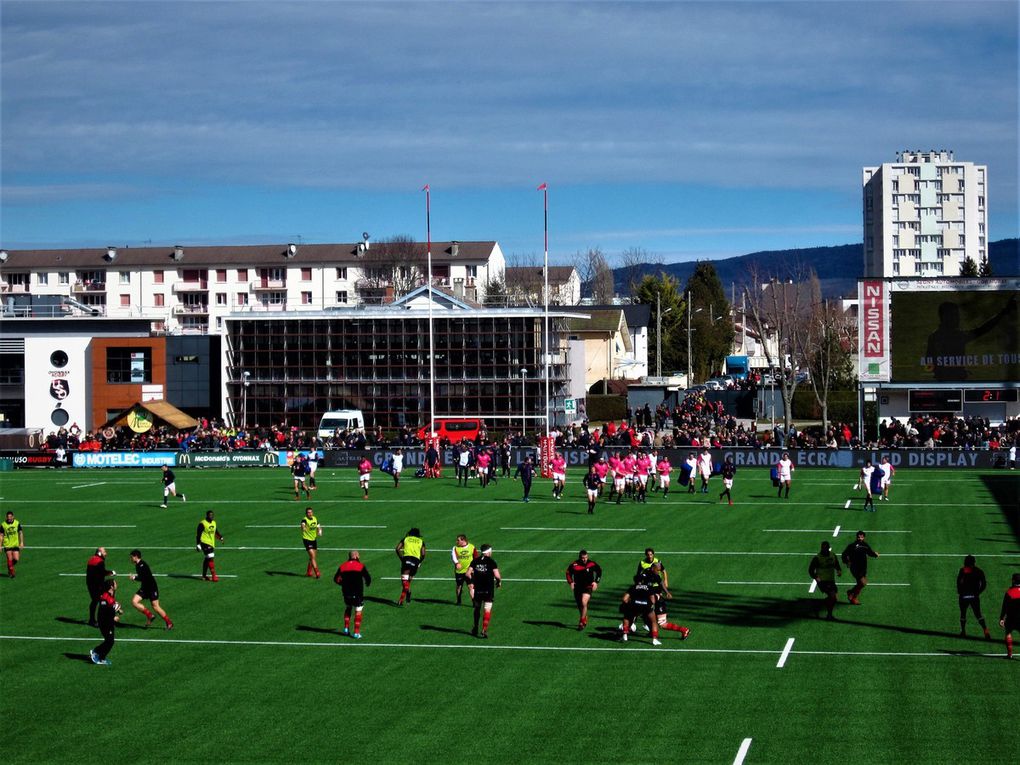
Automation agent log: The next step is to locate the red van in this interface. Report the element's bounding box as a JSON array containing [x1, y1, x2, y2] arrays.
[[416, 418, 485, 443]]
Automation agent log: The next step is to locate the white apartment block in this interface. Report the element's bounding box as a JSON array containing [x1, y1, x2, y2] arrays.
[[863, 150, 988, 278], [0, 240, 505, 333]]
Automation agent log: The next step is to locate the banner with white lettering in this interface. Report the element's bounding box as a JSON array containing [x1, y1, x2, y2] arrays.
[[859, 279, 890, 382]]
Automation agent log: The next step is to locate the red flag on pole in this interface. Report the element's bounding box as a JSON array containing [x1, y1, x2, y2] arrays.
[[536, 183, 547, 191], [422, 184, 430, 191]]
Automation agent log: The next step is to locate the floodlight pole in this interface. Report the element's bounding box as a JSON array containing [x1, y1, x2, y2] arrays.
[[424, 185, 435, 438], [539, 183, 550, 436]]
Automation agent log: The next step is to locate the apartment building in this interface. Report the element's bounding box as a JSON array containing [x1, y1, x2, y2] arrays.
[[863, 150, 988, 278], [0, 240, 505, 333]]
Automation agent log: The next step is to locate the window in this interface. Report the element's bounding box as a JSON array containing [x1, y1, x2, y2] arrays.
[[336, 290, 348, 304], [236, 293, 248, 306], [59, 272, 70, 285], [336, 267, 347, 280], [120, 294, 130, 307], [106, 347, 151, 384], [466, 265, 477, 278], [301, 291, 313, 305], [216, 269, 227, 283], [119, 271, 131, 285], [237, 268, 248, 282], [154, 294, 165, 307], [216, 293, 227, 306], [301, 268, 312, 281], [37, 272, 49, 285], [153, 270, 164, 284]]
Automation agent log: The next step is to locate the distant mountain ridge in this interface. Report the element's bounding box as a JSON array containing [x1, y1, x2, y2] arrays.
[[613, 238, 1019, 299]]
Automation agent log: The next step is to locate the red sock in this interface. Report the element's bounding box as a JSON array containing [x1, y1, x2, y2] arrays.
[[209, 560, 217, 576], [354, 612, 363, 632], [344, 612, 351, 630], [143, 608, 153, 619], [662, 622, 682, 631], [1007, 634, 1014, 657], [306, 562, 313, 576], [651, 626, 659, 639], [163, 614, 172, 625], [482, 611, 492, 631]]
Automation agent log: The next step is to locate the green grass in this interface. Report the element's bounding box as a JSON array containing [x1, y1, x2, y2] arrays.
[[1, 465, 1018, 764]]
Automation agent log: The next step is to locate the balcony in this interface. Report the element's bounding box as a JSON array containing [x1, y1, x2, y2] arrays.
[[172, 280, 209, 293], [72, 280, 106, 293], [173, 303, 210, 316], [0, 282, 29, 294], [250, 279, 287, 291]]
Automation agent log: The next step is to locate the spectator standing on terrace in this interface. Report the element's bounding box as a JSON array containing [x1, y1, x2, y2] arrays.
[[160, 465, 186, 508]]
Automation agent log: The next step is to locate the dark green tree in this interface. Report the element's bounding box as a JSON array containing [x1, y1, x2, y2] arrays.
[[633, 273, 684, 375], [979, 257, 994, 277], [682, 262, 734, 383], [959, 257, 979, 277]]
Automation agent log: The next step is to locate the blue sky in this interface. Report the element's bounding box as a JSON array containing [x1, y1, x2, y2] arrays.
[[2, 1, 1017, 266]]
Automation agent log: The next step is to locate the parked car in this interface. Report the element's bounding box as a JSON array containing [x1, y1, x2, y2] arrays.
[[703, 379, 725, 391]]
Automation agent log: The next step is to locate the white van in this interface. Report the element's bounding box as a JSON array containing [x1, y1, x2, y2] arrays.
[[317, 410, 366, 439]]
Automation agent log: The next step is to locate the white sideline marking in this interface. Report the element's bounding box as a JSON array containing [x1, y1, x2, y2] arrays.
[[381, 576, 562, 583], [763, 529, 912, 534], [719, 581, 911, 587], [246, 525, 387, 529], [733, 738, 753, 765], [501, 527, 646, 532], [59, 573, 238, 579], [32, 524, 136, 529], [71, 482, 107, 489], [808, 580, 817, 593], [844, 500, 852, 509], [833, 525, 841, 537], [3, 633, 1005, 659], [25, 545, 1015, 558], [777, 637, 795, 668]]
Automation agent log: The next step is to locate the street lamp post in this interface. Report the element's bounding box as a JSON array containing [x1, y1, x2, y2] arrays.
[[242, 371, 251, 428], [686, 291, 703, 386], [656, 291, 673, 378]]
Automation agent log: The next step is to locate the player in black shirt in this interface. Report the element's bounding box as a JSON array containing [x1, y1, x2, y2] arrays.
[[91, 579, 122, 665], [85, 547, 115, 626], [999, 572, 1020, 659], [841, 530, 879, 606], [582, 466, 601, 515], [467, 544, 501, 638], [956, 554, 990, 639], [718, 457, 736, 506], [160, 465, 186, 508], [619, 573, 660, 646], [128, 550, 173, 630], [334, 550, 372, 638], [291, 457, 311, 501], [566, 550, 602, 630], [514, 457, 535, 503]]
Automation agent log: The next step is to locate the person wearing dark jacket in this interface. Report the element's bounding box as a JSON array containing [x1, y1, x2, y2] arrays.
[[85, 547, 115, 626], [90, 579, 122, 666], [514, 456, 535, 502], [957, 554, 990, 639]]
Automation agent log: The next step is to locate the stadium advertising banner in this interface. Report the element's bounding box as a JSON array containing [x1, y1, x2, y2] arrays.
[[176, 451, 279, 468], [858, 279, 890, 382], [0, 451, 56, 468], [72, 451, 177, 468], [888, 279, 1019, 383]]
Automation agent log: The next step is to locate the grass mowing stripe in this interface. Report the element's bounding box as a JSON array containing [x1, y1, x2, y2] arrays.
[[246, 524, 387, 529], [777, 637, 795, 668], [733, 738, 753, 765], [718, 581, 911, 587], [763, 529, 912, 533], [380, 576, 563, 583], [24, 545, 1020, 558], [6, 633, 1005, 659], [58, 573, 239, 579], [31, 524, 136, 528], [500, 527, 646, 531]]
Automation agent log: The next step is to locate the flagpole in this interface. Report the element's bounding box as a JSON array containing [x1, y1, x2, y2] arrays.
[[538, 182, 550, 437], [424, 184, 435, 438]]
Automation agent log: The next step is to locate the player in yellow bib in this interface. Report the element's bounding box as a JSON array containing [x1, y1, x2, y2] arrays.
[[395, 527, 426, 606], [451, 534, 479, 605], [2, 511, 25, 578], [195, 510, 224, 582], [301, 507, 323, 578]]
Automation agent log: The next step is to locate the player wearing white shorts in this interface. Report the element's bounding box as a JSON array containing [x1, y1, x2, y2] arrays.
[[551, 453, 567, 499], [656, 457, 672, 497], [878, 456, 894, 501], [391, 449, 404, 488], [777, 453, 794, 499], [697, 448, 713, 494], [859, 460, 876, 512]]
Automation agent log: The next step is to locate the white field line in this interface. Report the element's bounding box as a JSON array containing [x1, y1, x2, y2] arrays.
[[0, 634, 1007, 659], [31, 524, 136, 529], [24, 546, 1019, 558], [501, 527, 646, 532], [246, 525, 387, 529], [718, 581, 911, 587], [844, 500, 852, 509], [380, 576, 563, 583], [833, 525, 841, 537], [733, 738, 753, 765], [763, 529, 912, 534], [58, 572, 239, 579], [71, 482, 108, 489], [777, 637, 795, 668], [808, 580, 817, 593]]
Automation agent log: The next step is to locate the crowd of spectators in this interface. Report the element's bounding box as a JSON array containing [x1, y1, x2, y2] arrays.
[[39, 402, 1018, 455]]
